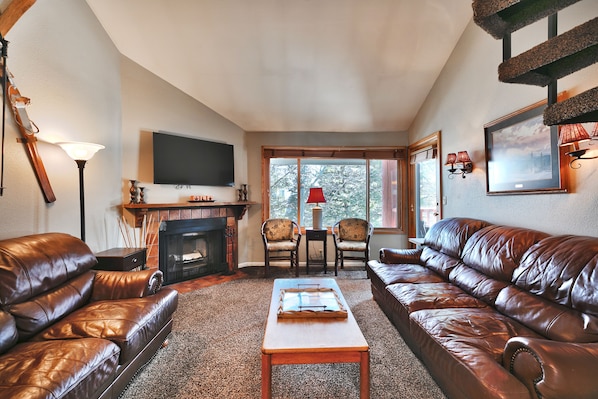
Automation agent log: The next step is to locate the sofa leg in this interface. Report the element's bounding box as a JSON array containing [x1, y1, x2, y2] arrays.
[[161, 339, 169, 348]]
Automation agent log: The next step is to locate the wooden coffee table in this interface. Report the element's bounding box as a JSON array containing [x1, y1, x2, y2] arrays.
[[261, 278, 370, 398]]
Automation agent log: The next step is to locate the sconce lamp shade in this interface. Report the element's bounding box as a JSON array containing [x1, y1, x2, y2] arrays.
[[56, 141, 105, 161], [558, 124, 590, 146], [445, 150, 473, 179], [306, 187, 326, 204], [444, 153, 457, 165], [457, 151, 472, 163]]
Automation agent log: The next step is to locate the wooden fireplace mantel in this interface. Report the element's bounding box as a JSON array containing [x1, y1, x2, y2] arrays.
[[123, 201, 256, 228]]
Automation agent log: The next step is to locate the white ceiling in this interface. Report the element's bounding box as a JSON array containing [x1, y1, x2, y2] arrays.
[[85, 0, 472, 132]]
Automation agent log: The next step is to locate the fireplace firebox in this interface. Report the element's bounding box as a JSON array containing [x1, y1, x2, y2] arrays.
[[159, 217, 228, 285]]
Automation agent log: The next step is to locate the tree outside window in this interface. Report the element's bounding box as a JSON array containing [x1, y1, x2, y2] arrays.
[[265, 147, 405, 231]]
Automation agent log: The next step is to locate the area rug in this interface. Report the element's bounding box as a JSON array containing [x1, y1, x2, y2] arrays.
[[119, 268, 446, 398]]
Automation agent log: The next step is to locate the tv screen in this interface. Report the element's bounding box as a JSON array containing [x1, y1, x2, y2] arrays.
[[153, 132, 235, 187]]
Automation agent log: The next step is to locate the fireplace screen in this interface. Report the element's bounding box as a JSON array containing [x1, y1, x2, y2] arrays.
[[159, 218, 227, 284]]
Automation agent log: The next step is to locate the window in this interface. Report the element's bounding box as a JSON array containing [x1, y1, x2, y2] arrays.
[[263, 147, 407, 232]]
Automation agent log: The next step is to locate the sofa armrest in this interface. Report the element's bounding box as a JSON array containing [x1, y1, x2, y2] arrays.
[[504, 336, 598, 399], [91, 269, 164, 301], [379, 247, 422, 264]]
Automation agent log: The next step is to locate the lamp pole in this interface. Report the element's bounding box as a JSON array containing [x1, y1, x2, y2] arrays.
[[76, 159, 87, 241]]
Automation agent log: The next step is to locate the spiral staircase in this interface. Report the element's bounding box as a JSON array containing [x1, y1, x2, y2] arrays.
[[472, 0, 598, 125]]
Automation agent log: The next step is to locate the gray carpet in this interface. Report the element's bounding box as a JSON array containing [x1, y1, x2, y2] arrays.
[[119, 267, 447, 398]]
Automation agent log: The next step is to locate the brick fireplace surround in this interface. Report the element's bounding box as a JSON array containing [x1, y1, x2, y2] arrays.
[[123, 202, 254, 278]]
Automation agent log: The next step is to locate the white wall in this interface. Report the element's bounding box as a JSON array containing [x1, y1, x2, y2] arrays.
[[411, 0, 598, 236], [245, 131, 409, 265], [119, 56, 248, 251], [0, 0, 121, 251]]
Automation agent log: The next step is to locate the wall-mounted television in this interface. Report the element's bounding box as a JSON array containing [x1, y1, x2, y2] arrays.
[[153, 132, 235, 187]]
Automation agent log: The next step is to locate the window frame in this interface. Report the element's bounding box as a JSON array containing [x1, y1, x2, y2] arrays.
[[262, 146, 407, 233]]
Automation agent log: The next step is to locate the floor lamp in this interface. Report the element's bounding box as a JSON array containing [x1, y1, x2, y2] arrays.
[[56, 141, 105, 242]]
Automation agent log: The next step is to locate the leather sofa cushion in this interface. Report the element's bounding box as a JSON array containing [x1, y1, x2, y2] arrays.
[[496, 285, 598, 342], [419, 247, 462, 279], [411, 307, 540, 362], [462, 225, 549, 281], [0, 338, 119, 399], [449, 264, 509, 306], [6, 272, 94, 341], [34, 288, 179, 364], [388, 282, 487, 313], [0, 233, 97, 306], [514, 235, 598, 317], [367, 261, 445, 285], [423, 217, 490, 258], [0, 311, 18, 355], [410, 307, 538, 399]]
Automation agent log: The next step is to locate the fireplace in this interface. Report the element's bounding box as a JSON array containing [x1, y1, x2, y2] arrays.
[[159, 217, 228, 285], [123, 201, 253, 284]]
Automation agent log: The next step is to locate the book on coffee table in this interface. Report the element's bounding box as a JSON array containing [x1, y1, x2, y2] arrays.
[[277, 287, 348, 318]]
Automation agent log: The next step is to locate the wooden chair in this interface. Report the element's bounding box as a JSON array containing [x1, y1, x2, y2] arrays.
[[261, 218, 301, 277], [332, 218, 373, 273]]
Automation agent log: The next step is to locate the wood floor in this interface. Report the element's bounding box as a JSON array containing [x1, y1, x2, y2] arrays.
[[168, 268, 252, 294], [167, 265, 339, 293]]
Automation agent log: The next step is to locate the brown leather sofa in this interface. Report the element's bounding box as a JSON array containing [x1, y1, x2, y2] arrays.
[[367, 217, 598, 399], [0, 233, 179, 399]]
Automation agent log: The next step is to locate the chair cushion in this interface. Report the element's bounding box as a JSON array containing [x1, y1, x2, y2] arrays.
[[263, 219, 294, 241], [336, 241, 367, 251], [338, 218, 369, 241], [266, 241, 297, 251]]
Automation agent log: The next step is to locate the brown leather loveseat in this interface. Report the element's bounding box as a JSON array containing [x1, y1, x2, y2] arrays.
[[0, 233, 179, 399], [367, 217, 598, 399]]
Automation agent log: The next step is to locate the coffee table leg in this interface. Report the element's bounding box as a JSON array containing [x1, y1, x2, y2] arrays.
[[360, 350, 370, 399], [261, 353, 272, 399]]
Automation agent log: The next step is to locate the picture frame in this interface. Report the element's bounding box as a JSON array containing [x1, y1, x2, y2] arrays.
[[485, 98, 568, 195]]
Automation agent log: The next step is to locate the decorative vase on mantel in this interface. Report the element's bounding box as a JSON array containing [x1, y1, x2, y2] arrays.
[[242, 184, 248, 201], [129, 180, 138, 204]]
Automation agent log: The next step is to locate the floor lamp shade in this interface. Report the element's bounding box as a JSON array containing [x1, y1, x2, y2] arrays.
[[306, 187, 326, 229], [56, 141, 105, 242]]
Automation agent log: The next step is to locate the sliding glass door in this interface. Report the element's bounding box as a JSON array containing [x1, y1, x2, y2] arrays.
[[409, 132, 441, 240]]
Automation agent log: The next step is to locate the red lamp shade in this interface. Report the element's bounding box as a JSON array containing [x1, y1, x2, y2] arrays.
[[559, 124, 590, 146], [444, 153, 457, 165], [306, 187, 326, 204], [456, 151, 472, 164]]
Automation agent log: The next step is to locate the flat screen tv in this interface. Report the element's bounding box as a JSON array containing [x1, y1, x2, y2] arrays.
[[153, 132, 235, 187]]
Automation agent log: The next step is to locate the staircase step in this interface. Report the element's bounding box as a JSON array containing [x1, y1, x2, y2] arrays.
[[473, 0, 582, 39], [544, 87, 598, 125], [499, 17, 598, 86]]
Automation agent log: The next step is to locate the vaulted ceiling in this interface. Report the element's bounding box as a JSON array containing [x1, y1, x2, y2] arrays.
[[85, 0, 473, 132]]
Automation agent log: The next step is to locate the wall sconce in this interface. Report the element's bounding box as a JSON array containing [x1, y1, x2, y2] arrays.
[[306, 187, 326, 229], [559, 123, 598, 169], [56, 141, 105, 242], [445, 151, 473, 179]]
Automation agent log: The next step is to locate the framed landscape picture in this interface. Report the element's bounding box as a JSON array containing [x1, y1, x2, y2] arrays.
[[484, 98, 568, 195]]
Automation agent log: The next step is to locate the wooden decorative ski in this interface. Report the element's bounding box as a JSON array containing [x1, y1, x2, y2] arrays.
[[4, 68, 56, 202], [0, 0, 55, 202]]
